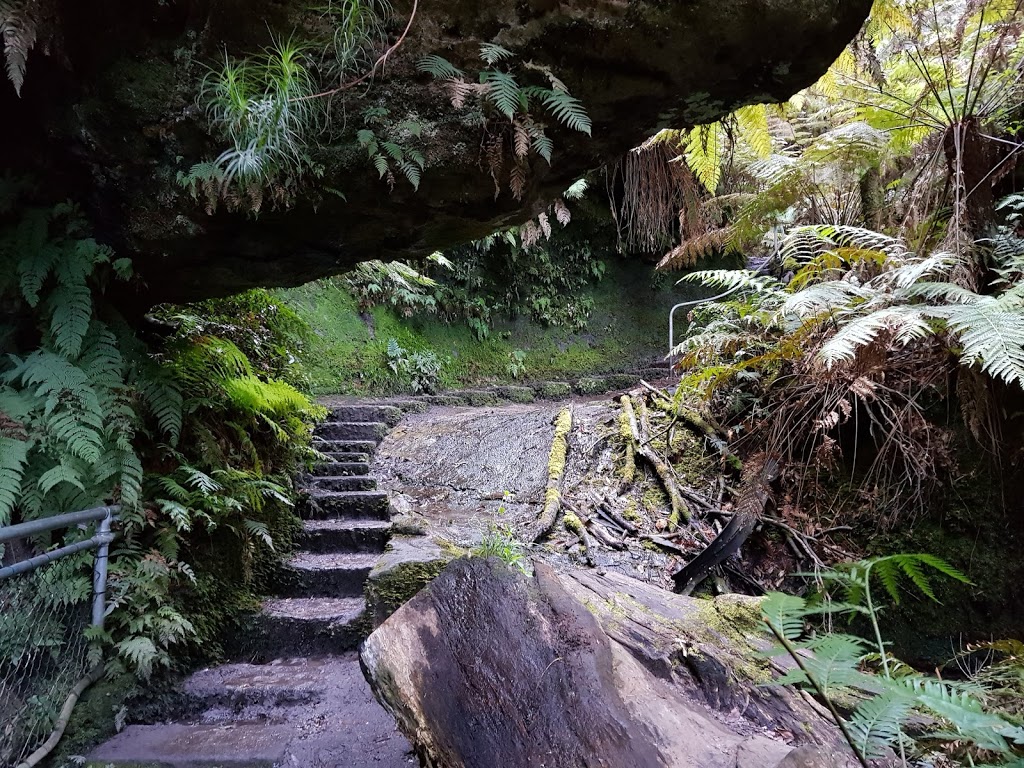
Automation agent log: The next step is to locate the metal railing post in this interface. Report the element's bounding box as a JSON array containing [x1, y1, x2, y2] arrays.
[[91, 509, 114, 630]]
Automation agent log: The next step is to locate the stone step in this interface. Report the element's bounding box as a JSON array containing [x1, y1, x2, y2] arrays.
[[89, 722, 293, 767], [329, 404, 403, 426], [88, 655, 413, 764], [300, 519, 392, 553], [179, 657, 335, 713], [316, 421, 388, 442], [253, 598, 368, 657], [301, 490, 390, 520], [447, 390, 503, 407], [308, 475, 378, 492], [307, 461, 370, 477], [281, 552, 380, 597], [420, 394, 468, 406], [383, 399, 430, 414], [493, 385, 536, 403], [637, 367, 677, 382], [314, 439, 377, 456], [324, 450, 371, 464]]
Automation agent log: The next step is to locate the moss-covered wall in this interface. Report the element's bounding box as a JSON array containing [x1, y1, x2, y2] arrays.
[[278, 256, 702, 395]]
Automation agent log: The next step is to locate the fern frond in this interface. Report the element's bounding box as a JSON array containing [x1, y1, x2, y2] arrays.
[[734, 104, 773, 158], [847, 692, 912, 759], [818, 306, 934, 367], [761, 591, 808, 641], [686, 123, 724, 193], [0, 0, 42, 95], [0, 435, 29, 526], [657, 228, 733, 271], [680, 268, 782, 294], [540, 88, 591, 135], [479, 42, 513, 65], [482, 70, 520, 119], [934, 300, 1024, 388]]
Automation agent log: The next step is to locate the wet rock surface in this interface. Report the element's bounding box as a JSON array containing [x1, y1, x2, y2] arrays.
[[89, 654, 414, 767], [361, 557, 852, 768]]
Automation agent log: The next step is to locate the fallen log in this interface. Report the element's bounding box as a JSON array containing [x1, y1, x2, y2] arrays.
[[619, 395, 690, 526], [528, 407, 573, 543]]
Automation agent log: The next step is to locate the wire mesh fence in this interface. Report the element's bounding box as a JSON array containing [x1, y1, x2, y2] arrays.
[[0, 508, 115, 768]]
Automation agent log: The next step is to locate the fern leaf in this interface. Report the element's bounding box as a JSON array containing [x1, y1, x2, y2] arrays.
[[417, 54, 463, 80], [734, 104, 773, 158], [847, 692, 912, 759], [482, 70, 520, 119], [0, 435, 28, 526], [761, 591, 807, 641], [37, 460, 85, 494], [898, 677, 1018, 753], [47, 280, 93, 358], [935, 299, 1024, 388], [540, 88, 591, 135], [686, 123, 724, 194], [818, 307, 933, 367], [1, 0, 39, 96], [479, 42, 513, 65]]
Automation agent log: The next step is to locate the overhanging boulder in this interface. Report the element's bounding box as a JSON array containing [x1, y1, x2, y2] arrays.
[[360, 557, 855, 768], [1, 0, 872, 304]]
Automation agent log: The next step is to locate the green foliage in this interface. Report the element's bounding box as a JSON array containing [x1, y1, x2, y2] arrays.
[[472, 508, 529, 575], [199, 40, 320, 189], [0, 203, 154, 527], [383, 338, 443, 394], [763, 555, 1021, 767], [357, 106, 425, 191], [419, 44, 591, 198], [1, 195, 322, 678]]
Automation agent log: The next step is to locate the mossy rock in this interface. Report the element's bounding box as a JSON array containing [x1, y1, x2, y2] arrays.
[[535, 381, 573, 399], [365, 536, 452, 627], [575, 376, 609, 395], [422, 394, 468, 406], [495, 385, 536, 403], [453, 390, 502, 407]]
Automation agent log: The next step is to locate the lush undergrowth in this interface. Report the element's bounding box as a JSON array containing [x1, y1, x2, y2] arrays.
[[0, 184, 322, 688], [280, 257, 698, 395]]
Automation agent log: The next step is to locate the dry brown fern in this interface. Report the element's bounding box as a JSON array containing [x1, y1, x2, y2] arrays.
[[1, 0, 55, 95]]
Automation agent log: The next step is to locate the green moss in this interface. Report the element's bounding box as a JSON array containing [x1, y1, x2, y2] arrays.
[[365, 557, 449, 625], [536, 381, 573, 399], [641, 484, 668, 513], [276, 255, 701, 396], [51, 672, 139, 765]]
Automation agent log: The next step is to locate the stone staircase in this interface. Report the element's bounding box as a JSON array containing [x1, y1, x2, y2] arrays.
[[89, 404, 415, 767], [88, 381, 682, 766]]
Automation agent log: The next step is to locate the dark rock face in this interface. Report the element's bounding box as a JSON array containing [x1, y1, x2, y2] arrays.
[[361, 557, 856, 768], [2, 0, 871, 304]]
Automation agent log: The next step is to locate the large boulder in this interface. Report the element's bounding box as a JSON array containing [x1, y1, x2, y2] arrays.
[[1, 0, 872, 304], [360, 556, 855, 768]]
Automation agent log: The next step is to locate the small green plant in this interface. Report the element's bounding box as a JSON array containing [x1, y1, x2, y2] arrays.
[[357, 106, 426, 191], [383, 338, 443, 394], [418, 43, 591, 199], [506, 349, 527, 379], [762, 554, 1024, 767], [473, 505, 529, 575]]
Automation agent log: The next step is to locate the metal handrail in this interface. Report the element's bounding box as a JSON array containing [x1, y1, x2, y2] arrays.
[[667, 255, 778, 360], [0, 505, 119, 630]]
